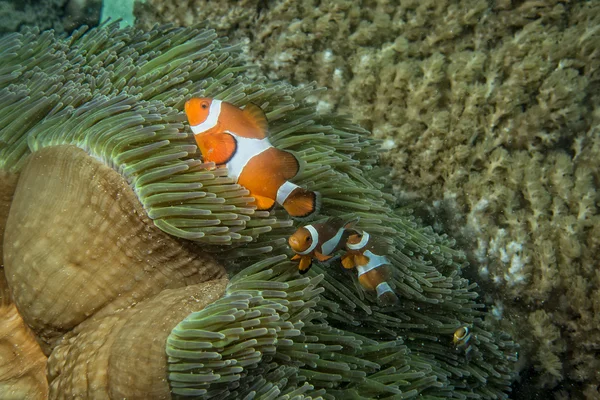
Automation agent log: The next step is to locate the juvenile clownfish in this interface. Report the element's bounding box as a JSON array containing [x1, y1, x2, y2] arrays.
[[288, 217, 359, 274], [453, 324, 473, 359], [185, 98, 320, 218], [341, 231, 399, 306], [453, 325, 471, 346]]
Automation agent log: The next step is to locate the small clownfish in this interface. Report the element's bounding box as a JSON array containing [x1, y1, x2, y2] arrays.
[[185, 98, 320, 218], [453, 325, 471, 346], [341, 231, 399, 306], [453, 324, 473, 359], [288, 217, 359, 274]]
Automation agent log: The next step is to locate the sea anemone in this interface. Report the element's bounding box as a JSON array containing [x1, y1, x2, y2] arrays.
[[0, 22, 518, 398]]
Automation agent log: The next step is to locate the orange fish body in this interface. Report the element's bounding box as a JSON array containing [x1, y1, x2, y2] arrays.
[[185, 98, 319, 218], [288, 217, 358, 274], [342, 231, 398, 306]]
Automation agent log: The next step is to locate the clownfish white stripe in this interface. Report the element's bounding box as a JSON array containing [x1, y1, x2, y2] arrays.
[[276, 180, 300, 206], [356, 250, 389, 276], [225, 135, 271, 180], [191, 99, 222, 135], [321, 227, 346, 256], [297, 225, 319, 255], [356, 264, 370, 276], [347, 231, 370, 250], [376, 282, 393, 297]]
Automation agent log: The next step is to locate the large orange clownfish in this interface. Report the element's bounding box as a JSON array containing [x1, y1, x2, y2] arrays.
[[185, 98, 319, 218]]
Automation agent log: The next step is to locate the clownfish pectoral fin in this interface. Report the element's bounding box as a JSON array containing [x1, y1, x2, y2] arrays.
[[291, 254, 302, 261], [253, 194, 276, 211], [298, 256, 313, 274], [283, 187, 320, 219], [376, 282, 399, 306], [314, 250, 332, 262], [243, 103, 268, 138], [354, 254, 370, 266], [200, 132, 237, 165], [341, 254, 356, 269]]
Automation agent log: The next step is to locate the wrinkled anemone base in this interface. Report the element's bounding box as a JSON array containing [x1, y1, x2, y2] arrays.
[[2, 145, 230, 397], [4, 145, 227, 350], [49, 280, 227, 398], [0, 273, 48, 399], [0, 171, 17, 265]]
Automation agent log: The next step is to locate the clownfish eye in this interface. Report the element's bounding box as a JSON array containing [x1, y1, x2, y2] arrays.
[[305, 236, 312, 243], [201, 102, 209, 109]]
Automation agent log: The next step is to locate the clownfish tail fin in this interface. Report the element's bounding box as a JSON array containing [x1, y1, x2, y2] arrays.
[[282, 186, 320, 219], [376, 282, 399, 306]]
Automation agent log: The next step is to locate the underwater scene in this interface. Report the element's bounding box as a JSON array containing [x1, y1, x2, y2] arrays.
[[0, 0, 598, 399]]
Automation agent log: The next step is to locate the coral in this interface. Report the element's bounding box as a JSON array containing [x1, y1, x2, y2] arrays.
[[0, 21, 518, 398], [0, 0, 101, 34], [132, 0, 600, 396]]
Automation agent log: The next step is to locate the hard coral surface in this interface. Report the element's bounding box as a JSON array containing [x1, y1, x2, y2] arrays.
[[0, 0, 101, 34], [134, 0, 600, 396]]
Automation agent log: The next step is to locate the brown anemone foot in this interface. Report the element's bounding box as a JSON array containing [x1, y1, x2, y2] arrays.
[[48, 279, 227, 399], [0, 272, 48, 399], [0, 170, 18, 265]]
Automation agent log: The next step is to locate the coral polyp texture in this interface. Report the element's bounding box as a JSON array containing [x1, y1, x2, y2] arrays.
[[0, 22, 517, 399], [135, 0, 600, 396]]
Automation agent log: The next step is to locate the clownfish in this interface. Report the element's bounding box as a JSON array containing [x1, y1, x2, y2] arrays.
[[453, 324, 473, 359], [453, 325, 471, 346], [184, 98, 319, 218], [341, 231, 399, 306], [288, 217, 359, 274]]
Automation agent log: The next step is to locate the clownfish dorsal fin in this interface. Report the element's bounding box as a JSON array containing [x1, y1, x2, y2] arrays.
[[327, 216, 358, 232], [243, 103, 269, 137], [343, 217, 360, 230], [327, 217, 344, 230]]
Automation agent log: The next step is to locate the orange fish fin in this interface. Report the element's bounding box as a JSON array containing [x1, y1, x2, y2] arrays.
[[243, 103, 268, 138], [355, 254, 370, 266], [298, 256, 313, 274], [314, 250, 332, 262], [291, 254, 302, 261], [253, 194, 276, 211], [341, 254, 355, 269], [200, 132, 237, 165], [270, 148, 300, 180], [283, 187, 320, 218]]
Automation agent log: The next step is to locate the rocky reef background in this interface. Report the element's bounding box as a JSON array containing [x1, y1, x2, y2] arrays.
[[0, 0, 101, 34], [131, 0, 600, 398]]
